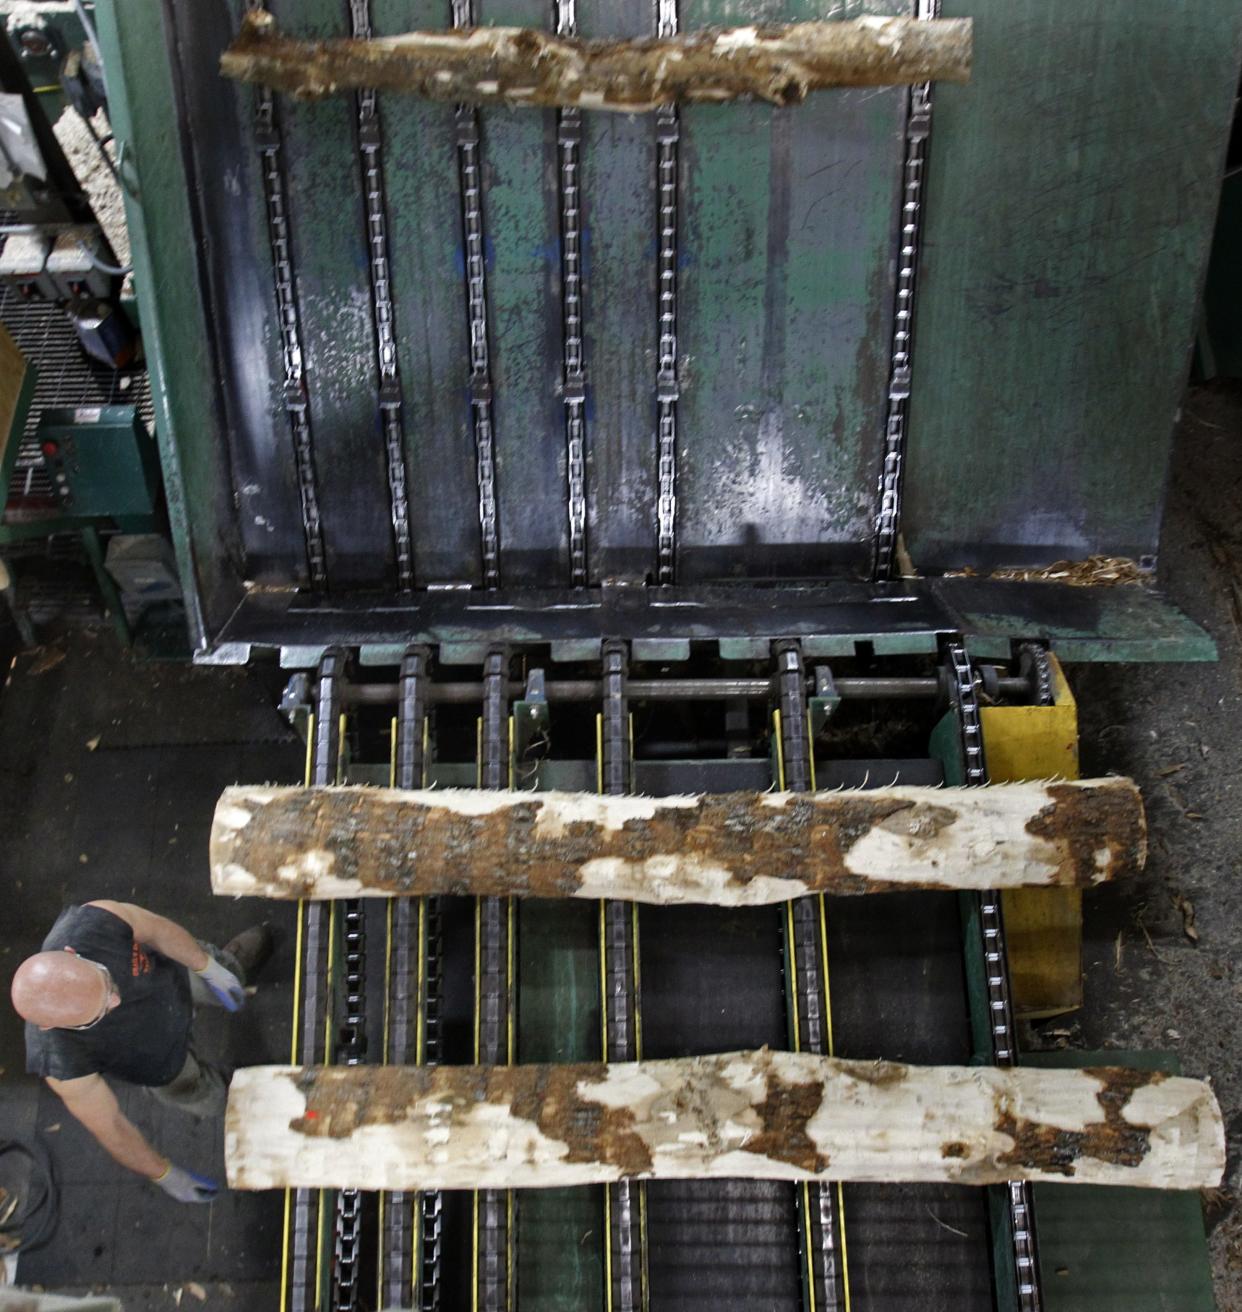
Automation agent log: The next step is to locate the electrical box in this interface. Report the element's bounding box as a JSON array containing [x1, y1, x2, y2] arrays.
[[35, 405, 158, 522]]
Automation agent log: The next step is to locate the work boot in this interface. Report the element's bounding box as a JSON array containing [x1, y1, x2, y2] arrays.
[[221, 923, 274, 986]]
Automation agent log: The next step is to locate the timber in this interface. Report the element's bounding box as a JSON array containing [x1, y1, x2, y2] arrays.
[[226, 1049, 1223, 1193], [220, 11, 972, 111], [211, 778, 1146, 906]]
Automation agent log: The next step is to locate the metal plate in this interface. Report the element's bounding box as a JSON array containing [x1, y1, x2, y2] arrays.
[[903, 0, 1242, 572]]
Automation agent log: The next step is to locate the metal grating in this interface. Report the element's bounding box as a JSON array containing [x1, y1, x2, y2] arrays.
[[0, 284, 153, 506]]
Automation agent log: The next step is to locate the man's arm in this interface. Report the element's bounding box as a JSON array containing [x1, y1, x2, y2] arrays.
[[85, 900, 209, 971], [47, 1072, 167, 1178], [86, 899, 246, 1011], [48, 1073, 221, 1202]]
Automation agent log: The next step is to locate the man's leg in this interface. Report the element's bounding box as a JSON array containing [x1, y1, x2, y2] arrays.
[[150, 1045, 228, 1118]]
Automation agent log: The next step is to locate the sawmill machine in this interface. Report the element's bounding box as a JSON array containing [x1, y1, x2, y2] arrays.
[[94, 1, 1242, 1309]]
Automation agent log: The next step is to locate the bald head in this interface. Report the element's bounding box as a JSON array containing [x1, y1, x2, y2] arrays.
[[10, 951, 116, 1029]]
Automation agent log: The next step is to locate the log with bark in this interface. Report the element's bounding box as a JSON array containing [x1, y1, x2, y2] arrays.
[[220, 11, 972, 110], [225, 1049, 1223, 1192], [211, 778, 1145, 906]]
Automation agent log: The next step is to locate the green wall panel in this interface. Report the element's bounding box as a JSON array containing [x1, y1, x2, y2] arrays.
[[905, 0, 1242, 572], [675, 0, 909, 581], [374, 0, 483, 585]]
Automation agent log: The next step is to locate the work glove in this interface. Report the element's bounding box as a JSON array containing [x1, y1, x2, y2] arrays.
[[153, 1162, 220, 1204], [195, 955, 246, 1011]]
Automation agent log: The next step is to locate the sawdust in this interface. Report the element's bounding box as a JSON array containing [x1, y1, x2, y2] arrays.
[[944, 556, 1149, 587]]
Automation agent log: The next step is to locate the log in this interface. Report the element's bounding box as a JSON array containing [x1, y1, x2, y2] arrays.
[[220, 11, 972, 111], [211, 779, 1146, 906], [225, 1050, 1223, 1192]]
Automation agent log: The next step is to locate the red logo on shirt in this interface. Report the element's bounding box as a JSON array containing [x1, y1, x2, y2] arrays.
[[131, 942, 152, 976]]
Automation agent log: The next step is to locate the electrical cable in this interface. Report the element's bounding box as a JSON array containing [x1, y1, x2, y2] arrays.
[[0, 1138, 60, 1256], [77, 240, 130, 277]]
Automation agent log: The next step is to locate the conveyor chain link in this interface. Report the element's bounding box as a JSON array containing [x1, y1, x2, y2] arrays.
[[349, 0, 414, 590], [655, 0, 680, 582], [249, 2, 327, 591], [554, 0, 588, 585], [600, 641, 646, 1312], [451, 0, 500, 585], [418, 896, 445, 1312], [872, 0, 940, 582], [776, 642, 843, 1312], [287, 650, 345, 1312], [382, 648, 440, 1311], [325, 656, 366, 1312], [477, 647, 514, 1311], [947, 640, 1043, 1312], [1019, 641, 1054, 708]]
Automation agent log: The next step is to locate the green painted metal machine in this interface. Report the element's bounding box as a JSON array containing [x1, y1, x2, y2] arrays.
[[92, 1, 1242, 1309]]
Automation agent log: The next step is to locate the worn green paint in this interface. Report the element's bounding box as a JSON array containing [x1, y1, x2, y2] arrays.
[[676, 0, 908, 582], [374, 0, 483, 586], [270, 0, 394, 586], [517, 899, 605, 1310], [478, 0, 568, 586], [935, 579, 1218, 664], [1028, 1051, 1216, 1312], [216, 0, 308, 589], [905, 0, 1242, 572], [94, 1, 225, 649], [578, 0, 658, 584]]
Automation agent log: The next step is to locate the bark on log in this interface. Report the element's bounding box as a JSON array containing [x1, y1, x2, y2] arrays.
[[225, 1050, 1223, 1192], [211, 779, 1145, 906], [220, 11, 972, 110]]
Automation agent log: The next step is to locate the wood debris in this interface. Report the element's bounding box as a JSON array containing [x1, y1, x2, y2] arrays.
[[210, 778, 1147, 905], [1173, 893, 1199, 943], [944, 556, 1149, 588], [225, 1049, 1225, 1193], [221, 11, 972, 110]]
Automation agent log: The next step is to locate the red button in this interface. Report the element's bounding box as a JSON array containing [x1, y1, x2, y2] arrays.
[[40, 440, 59, 458]]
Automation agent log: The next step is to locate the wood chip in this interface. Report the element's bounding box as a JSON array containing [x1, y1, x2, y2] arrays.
[[1173, 894, 1199, 943], [27, 646, 66, 675], [945, 556, 1148, 588]]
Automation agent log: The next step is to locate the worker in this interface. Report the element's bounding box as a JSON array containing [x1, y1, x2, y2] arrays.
[[9, 901, 271, 1204]]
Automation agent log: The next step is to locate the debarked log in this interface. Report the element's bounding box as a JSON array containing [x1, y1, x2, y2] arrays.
[[220, 11, 972, 110], [211, 778, 1146, 906], [225, 1050, 1223, 1192]]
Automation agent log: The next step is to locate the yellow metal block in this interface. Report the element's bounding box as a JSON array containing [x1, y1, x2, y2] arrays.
[[980, 657, 1083, 1019]]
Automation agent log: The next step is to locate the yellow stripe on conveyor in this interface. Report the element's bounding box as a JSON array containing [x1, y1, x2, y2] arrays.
[[774, 708, 852, 1312], [279, 712, 319, 1312]]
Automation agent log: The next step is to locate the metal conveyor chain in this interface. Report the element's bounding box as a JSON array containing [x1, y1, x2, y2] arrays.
[[248, 1, 327, 592], [476, 647, 515, 1310], [554, 0, 588, 585], [286, 650, 345, 1312], [381, 646, 442, 1310], [873, 0, 941, 582], [655, 0, 681, 584], [452, 0, 501, 588], [947, 640, 1044, 1312], [776, 643, 845, 1312], [347, 0, 415, 590], [600, 640, 647, 1311]]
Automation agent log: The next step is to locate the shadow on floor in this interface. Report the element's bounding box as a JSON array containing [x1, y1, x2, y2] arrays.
[[0, 634, 303, 1307]]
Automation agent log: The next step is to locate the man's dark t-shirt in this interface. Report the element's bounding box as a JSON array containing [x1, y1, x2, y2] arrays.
[[24, 905, 193, 1086]]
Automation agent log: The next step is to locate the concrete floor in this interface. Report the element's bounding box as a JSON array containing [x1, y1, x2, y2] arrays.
[[1070, 378, 1242, 1307], [0, 644, 304, 1307], [0, 379, 1240, 1307]]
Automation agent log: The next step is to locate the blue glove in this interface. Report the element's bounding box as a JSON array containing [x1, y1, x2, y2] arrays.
[[195, 955, 246, 1011], [154, 1162, 220, 1203]]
